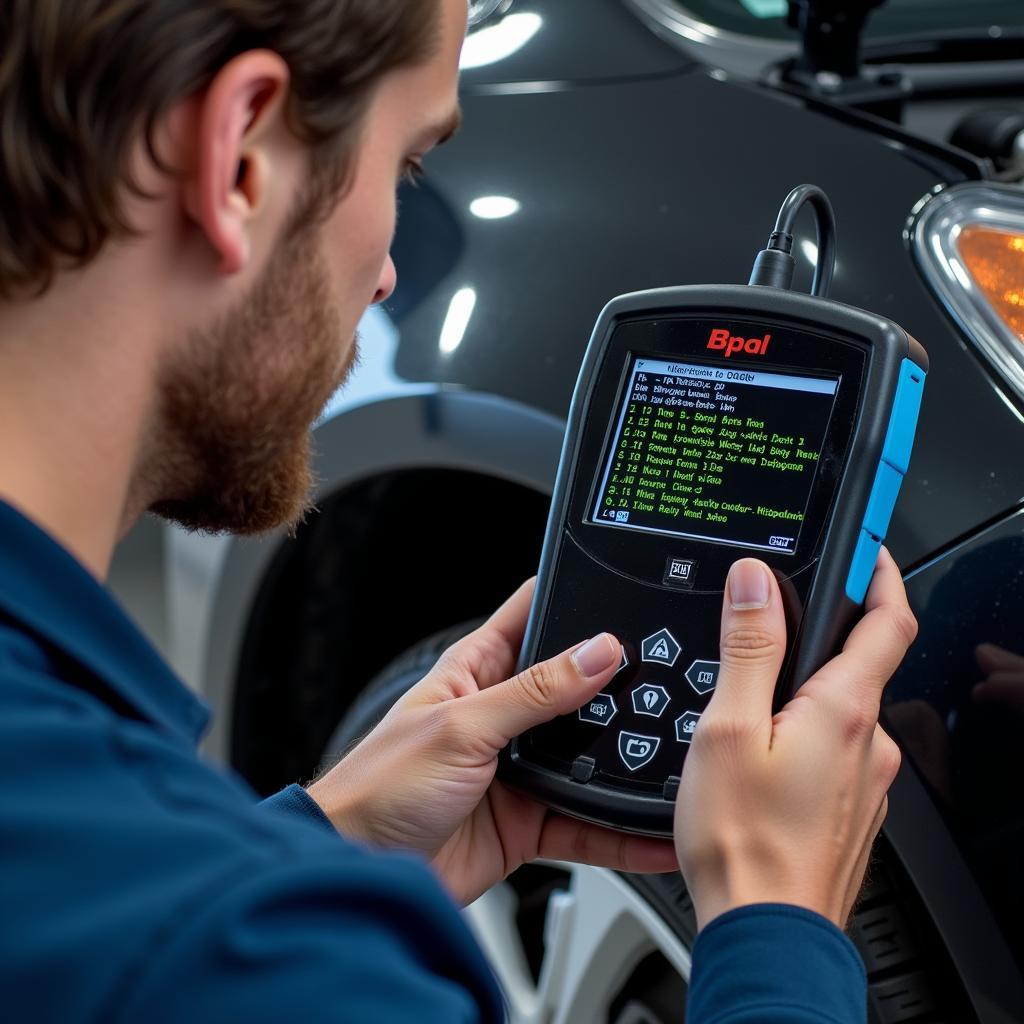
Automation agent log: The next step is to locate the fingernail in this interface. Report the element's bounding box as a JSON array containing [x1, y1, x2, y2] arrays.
[[728, 560, 771, 610], [571, 633, 619, 678]]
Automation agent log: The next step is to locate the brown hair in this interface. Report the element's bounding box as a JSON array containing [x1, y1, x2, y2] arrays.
[[0, 0, 440, 298]]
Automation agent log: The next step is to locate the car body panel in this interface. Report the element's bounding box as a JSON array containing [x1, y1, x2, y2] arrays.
[[887, 506, 1024, 1015], [390, 68, 1024, 569]]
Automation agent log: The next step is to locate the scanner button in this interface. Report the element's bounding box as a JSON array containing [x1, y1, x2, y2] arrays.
[[618, 732, 661, 772], [863, 461, 904, 540], [578, 693, 617, 727], [664, 557, 698, 589], [631, 684, 671, 718], [641, 628, 681, 667], [685, 659, 720, 696], [675, 711, 702, 744]]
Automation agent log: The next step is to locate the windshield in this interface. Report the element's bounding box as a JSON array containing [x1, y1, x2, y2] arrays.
[[673, 0, 1024, 43]]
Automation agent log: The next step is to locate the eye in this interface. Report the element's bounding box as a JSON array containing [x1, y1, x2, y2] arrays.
[[401, 158, 426, 187]]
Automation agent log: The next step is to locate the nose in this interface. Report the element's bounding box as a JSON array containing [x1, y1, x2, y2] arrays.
[[373, 254, 397, 305]]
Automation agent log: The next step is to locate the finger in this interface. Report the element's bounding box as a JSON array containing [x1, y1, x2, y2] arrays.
[[703, 559, 786, 731], [537, 815, 679, 874], [470, 632, 622, 741], [816, 547, 917, 706], [975, 642, 1024, 675]]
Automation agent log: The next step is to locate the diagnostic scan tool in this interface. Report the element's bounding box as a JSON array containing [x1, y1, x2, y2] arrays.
[[500, 186, 928, 836]]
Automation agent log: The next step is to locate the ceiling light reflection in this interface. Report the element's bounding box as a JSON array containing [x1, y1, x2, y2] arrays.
[[440, 288, 477, 355], [469, 196, 521, 219], [460, 13, 542, 70]]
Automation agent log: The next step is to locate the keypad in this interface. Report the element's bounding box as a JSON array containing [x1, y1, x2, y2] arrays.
[[569, 620, 720, 789], [526, 550, 726, 796]]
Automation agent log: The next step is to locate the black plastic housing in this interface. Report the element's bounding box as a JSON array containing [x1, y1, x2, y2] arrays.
[[498, 284, 928, 836]]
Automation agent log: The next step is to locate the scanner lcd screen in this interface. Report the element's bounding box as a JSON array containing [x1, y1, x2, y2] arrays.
[[590, 355, 839, 554]]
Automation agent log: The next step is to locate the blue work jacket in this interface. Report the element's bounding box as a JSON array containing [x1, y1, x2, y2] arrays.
[[0, 499, 865, 1022]]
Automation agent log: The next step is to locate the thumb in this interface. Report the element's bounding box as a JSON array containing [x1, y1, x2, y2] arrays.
[[704, 559, 787, 733], [472, 633, 622, 743]]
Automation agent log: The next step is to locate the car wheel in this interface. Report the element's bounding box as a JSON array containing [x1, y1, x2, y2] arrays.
[[323, 625, 956, 1024]]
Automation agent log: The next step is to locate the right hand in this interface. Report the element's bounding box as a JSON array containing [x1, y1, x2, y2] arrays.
[[674, 547, 916, 931]]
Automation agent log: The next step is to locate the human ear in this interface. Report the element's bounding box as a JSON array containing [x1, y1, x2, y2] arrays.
[[182, 50, 291, 275]]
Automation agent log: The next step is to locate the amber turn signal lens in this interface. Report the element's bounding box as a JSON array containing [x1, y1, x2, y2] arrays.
[[957, 226, 1024, 341]]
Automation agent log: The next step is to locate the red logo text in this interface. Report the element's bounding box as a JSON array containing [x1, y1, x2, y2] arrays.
[[707, 328, 771, 358]]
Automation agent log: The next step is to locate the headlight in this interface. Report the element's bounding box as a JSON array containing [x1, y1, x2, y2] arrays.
[[913, 183, 1024, 397]]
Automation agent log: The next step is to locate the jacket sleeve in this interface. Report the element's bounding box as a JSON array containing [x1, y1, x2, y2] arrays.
[[260, 782, 339, 836], [686, 904, 867, 1024], [111, 844, 505, 1024]]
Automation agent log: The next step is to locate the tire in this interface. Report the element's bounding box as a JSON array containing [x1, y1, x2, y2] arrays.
[[323, 624, 968, 1024]]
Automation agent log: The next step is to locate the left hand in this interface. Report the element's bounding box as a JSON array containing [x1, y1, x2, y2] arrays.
[[307, 580, 677, 905]]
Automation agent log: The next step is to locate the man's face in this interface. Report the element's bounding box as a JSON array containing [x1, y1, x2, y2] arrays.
[[151, 0, 465, 535]]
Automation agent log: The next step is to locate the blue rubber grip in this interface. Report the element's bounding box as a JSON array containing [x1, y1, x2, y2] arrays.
[[845, 359, 926, 603], [880, 359, 926, 474]]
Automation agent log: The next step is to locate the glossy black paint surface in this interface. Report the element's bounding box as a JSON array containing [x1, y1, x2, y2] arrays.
[[384, 1, 1024, 1009], [392, 67, 1024, 572], [460, 0, 690, 87], [888, 510, 1024, 990]]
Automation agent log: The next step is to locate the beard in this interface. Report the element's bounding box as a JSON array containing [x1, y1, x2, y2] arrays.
[[149, 212, 354, 536]]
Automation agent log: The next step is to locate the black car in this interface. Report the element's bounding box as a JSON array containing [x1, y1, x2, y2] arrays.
[[177, 2, 1024, 1020]]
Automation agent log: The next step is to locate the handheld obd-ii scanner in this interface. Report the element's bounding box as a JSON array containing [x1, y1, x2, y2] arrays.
[[499, 186, 927, 837]]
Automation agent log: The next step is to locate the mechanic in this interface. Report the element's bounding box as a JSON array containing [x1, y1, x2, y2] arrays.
[[0, 1, 914, 1021]]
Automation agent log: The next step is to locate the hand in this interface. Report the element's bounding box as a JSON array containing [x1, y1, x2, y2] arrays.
[[675, 548, 915, 931], [307, 580, 677, 905], [973, 643, 1024, 714]]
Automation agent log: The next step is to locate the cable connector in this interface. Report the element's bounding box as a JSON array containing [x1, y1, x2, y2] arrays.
[[748, 184, 837, 297], [749, 230, 796, 291]]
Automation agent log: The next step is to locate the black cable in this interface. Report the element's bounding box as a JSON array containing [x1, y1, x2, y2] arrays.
[[748, 184, 838, 298], [775, 184, 837, 296]]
